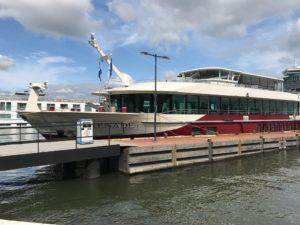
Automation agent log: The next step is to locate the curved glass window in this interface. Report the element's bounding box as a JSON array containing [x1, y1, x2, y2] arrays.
[[210, 96, 220, 114]]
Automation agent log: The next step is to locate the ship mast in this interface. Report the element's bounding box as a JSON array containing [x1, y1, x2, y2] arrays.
[[89, 33, 131, 87]]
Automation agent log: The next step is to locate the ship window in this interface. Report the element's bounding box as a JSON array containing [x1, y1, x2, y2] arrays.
[[122, 95, 134, 112], [230, 98, 239, 114], [239, 98, 247, 114], [0, 102, 11, 111], [141, 94, 153, 113], [158, 94, 171, 113], [0, 102, 5, 111], [276, 101, 282, 114], [282, 102, 287, 114], [209, 96, 220, 114], [255, 100, 262, 114], [220, 97, 229, 114], [17, 103, 26, 111], [60, 104, 68, 109], [172, 95, 185, 114], [248, 99, 255, 114], [111, 95, 121, 111], [73, 104, 80, 111], [186, 95, 199, 114], [269, 101, 276, 114], [0, 114, 11, 118], [288, 102, 294, 114], [85, 105, 92, 112], [199, 96, 209, 114], [38, 103, 42, 110], [294, 102, 299, 114], [262, 100, 269, 115]]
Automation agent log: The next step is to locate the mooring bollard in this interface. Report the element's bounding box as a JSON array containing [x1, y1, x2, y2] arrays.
[[208, 138, 213, 162], [260, 135, 264, 153], [172, 145, 177, 167], [238, 140, 242, 155], [296, 134, 300, 150]]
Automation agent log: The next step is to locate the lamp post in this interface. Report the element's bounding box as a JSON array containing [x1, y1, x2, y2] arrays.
[[141, 51, 170, 141]]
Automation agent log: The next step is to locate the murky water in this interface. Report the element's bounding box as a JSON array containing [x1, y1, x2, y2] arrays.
[[1, 149, 300, 224]]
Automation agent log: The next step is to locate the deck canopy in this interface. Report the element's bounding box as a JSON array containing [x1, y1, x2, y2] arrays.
[[178, 67, 283, 91]]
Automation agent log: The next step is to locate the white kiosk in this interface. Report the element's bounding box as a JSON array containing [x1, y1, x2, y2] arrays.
[[77, 119, 93, 144]]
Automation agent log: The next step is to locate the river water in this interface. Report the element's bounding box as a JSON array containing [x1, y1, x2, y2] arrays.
[[1, 148, 300, 225]]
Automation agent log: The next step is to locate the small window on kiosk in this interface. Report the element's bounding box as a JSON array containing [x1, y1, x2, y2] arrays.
[[83, 123, 92, 128]]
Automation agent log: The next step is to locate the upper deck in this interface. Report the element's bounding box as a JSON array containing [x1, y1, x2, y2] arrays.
[[178, 67, 283, 91]]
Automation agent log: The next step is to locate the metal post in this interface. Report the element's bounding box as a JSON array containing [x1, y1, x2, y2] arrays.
[[37, 128, 40, 153], [75, 123, 78, 149], [140, 51, 169, 142], [108, 124, 111, 146], [208, 138, 213, 162], [154, 54, 157, 141], [19, 123, 22, 142]]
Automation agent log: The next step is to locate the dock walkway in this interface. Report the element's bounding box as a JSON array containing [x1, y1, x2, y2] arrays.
[[0, 140, 121, 171]]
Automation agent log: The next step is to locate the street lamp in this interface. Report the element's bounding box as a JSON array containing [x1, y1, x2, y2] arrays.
[[141, 51, 170, 141]]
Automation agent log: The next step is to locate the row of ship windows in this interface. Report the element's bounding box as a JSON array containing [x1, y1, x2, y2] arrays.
[[0, 102, 93, 112], [110, 94, 300, 115]]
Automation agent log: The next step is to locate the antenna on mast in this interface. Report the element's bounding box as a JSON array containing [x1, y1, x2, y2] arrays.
[[89, 33, 131, 86]]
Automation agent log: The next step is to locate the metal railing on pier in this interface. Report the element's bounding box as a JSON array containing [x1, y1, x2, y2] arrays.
[[0, 122, 116, 153]]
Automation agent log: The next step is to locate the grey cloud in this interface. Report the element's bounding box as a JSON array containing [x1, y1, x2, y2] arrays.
[[0, 54, 15, 70]]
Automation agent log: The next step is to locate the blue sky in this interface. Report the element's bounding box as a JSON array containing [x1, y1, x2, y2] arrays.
[[0, 0, 300, 99]]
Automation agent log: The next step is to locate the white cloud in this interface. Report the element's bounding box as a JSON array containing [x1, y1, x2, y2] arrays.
[[0, 52, 86, 89], [37, 56, 70, 66], [45, 83, 99, 100], [0, 0, 101, 38], [107, 0, 300, 45], [0, 54, 15, 70]]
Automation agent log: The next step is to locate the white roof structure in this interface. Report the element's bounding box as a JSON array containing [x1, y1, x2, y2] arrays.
[[94, 81, 300, 101], [179, 67, 283, 82]]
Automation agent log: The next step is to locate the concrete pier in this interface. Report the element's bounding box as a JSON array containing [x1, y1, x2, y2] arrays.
[[1, 132, 300, 176], [118, 132, 300, 174]]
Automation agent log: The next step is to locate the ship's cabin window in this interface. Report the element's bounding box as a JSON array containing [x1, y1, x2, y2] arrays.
[[85, 104, 92, 112], [0, 114, 11, 118], [47, 103, 55, 111], [73, 104, 81, 111], [17, 103, 26, 111], [60, 104, 68, 109], [0, 102, 11, 111], [110, 94, 299, 115]]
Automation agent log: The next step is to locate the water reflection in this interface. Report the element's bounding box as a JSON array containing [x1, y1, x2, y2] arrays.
[[0, 150, 300, 224]]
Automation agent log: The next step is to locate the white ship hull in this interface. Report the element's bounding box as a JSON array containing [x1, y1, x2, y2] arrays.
[[20, 111, 202, 137]]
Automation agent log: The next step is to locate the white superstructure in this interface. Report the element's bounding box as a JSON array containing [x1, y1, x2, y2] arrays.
[[0, 95, 97, 127]]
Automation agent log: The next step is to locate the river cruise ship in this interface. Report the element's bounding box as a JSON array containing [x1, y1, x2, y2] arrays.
[[19, 66, 300, 137], [18, 34, 300, 138]]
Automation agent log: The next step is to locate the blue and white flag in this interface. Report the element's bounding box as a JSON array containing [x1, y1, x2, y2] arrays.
[[98, 68, 102, 81], [109, 58, 113, 80]]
